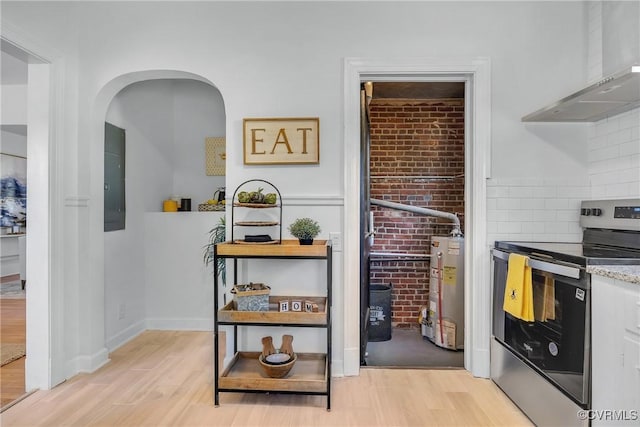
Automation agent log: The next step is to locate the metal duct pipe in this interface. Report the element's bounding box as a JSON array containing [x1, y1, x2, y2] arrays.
[[370, 198, 462, 237]]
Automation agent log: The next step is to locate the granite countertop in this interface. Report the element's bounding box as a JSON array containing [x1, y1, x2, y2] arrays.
[[587, 265, 640, 285]]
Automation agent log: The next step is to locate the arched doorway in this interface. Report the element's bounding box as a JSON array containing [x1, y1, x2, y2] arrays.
[[101, 77, 226, 352], [73, 70, 226, 375]]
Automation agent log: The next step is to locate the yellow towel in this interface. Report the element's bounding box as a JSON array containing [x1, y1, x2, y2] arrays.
[[503, 253, 534, 322]]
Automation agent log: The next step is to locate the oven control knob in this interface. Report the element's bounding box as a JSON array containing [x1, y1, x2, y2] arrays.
[[592, 208, 602, 216], [581, 208, 591, 216]]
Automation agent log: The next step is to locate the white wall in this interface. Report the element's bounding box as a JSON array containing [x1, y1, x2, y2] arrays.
[[1, 84, 27, 125], [0, 129, 27, 157], [144, 211, 223, 331], [172, 80, 226, 206], [2, 0, 589, 381], [0, 129, 25, 274], [104, 80, 174, 350], [0, 127, 27, 275]]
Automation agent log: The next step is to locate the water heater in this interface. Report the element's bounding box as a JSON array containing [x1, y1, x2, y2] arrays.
[[424, 235, 465, 350]]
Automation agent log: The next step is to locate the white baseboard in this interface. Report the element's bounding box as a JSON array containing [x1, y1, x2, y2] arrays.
[[342, 346, 360, 376], [65, 346, 110, 379], [471, 347, 490, 378], [106, 320, 146, 352], [331, 357, 344, 378]]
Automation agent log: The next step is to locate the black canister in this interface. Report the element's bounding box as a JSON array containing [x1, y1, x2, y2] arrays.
[[180, 198, 192, 211], [368, 283, 392, 342], [215, 187, 226, 203]]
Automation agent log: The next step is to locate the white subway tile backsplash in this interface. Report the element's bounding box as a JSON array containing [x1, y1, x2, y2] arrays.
[[623, 183, 640, 198], [590, 145, 619, 162], [604, 183, 632, 198], [594, 171, 615, 185], [507, 186, 533, 198], [487, 178, 588, 244], [588, 158, 615, 174], [588, 106, 640, 200], [533, 209, 557, 222], [591, 185, 608, 199], [506, 210, 533, 222], [498, 222, 522, 234], [556, 210, 579, 222], [485, 109, 636, 244], [521, 222, 545, 234], [620, 140, 640, 156], [556, 186, 591, 198], [618, 168, 640, 183], [545, 222, 569, 234], [532, 186, 557, 198], [618, 109, 640, 130], [497, 198, 521, 210], [594, 120, 613, 137], [607, 128, 632, 146], [487, 210, 510, 222], [486, 198, 497, 210], [520, 198, 538, 210], [543, 177, 587, 187], [544, 198, 569, 210], [486, 186, 509, 198]]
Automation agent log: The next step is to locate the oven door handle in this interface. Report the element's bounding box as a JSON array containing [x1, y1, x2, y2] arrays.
[[492, 248, 582, 279]]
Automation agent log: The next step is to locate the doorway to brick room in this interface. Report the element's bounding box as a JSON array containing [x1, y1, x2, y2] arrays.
[[362, 82, 466, 368]]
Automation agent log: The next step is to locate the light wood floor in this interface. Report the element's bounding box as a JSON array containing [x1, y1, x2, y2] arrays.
[[1, 330, 532, 426], [0, 292, 26, 409]]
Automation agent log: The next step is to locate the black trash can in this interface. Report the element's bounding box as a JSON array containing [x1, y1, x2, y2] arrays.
[[368, 284, 392, 342]]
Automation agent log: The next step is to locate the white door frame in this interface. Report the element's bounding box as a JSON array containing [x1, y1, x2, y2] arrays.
[[1, 25, 65, 389], [342, 57, 492, 377]]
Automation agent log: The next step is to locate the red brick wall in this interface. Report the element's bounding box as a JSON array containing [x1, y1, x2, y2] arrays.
[[368, 99, 465, 329]]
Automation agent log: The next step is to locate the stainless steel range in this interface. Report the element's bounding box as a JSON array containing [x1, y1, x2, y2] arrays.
[[491, 199, 640, 426]]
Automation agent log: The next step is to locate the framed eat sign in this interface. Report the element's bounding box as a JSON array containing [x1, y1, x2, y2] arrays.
[[243, 117, 319, 165]]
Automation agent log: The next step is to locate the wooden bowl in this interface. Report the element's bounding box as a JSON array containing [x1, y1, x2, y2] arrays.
[[258, 353, 297, 378]]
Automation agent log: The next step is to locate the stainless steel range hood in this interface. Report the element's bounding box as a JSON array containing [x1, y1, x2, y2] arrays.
[[522, 65, 640, 122]]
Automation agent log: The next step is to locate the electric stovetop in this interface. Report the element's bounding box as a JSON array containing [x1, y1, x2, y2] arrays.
[[494, 240, 640, 267]]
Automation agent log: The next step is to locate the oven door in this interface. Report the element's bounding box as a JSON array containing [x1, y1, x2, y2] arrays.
[[492, 249, 590, 407]]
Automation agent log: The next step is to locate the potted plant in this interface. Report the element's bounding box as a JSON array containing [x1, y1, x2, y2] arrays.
[[288, 217, 321, 245], [203, 216, 226, 286]]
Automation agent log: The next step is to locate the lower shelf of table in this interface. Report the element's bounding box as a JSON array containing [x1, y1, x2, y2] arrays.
[[218, 351, 328, 393]]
